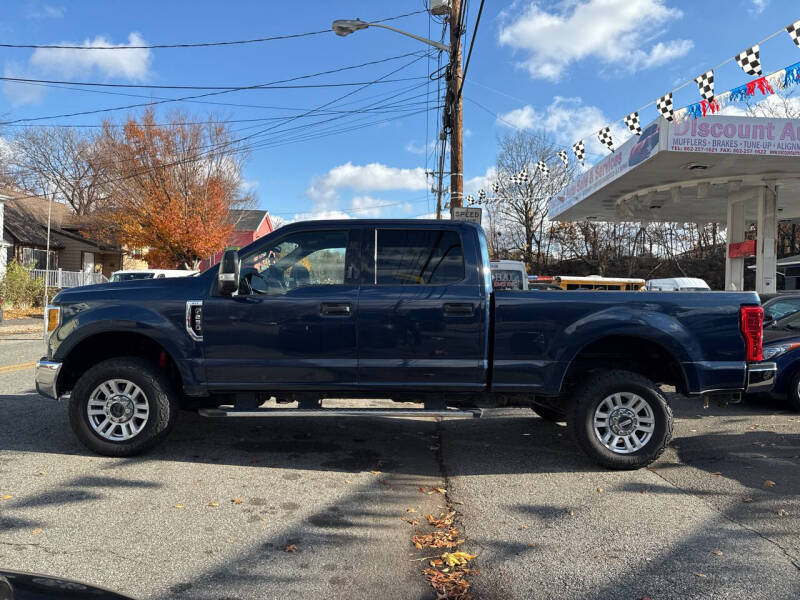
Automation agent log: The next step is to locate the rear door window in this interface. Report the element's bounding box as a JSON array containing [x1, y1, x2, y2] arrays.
[[376, 229, 464, 285]]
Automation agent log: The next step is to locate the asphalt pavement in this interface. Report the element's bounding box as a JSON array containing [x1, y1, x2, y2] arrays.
[[1, 334, 799, 599]]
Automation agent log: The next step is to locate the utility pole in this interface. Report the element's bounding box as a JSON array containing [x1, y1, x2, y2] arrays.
[[446, 0, 463, 216]]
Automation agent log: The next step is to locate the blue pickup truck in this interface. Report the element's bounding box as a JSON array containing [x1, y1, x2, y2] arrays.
[[35, 220, 774, 469]]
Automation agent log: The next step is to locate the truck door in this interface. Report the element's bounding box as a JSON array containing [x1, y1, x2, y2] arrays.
[[202, 228, 361, 390], [357, 227, 488, 391]]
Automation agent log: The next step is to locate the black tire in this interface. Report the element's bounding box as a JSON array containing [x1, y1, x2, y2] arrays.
[[568, 370, 673, 470], [531, 404, 567, 423], [788, 371, 800, 412], [69, 357, 178, 457]]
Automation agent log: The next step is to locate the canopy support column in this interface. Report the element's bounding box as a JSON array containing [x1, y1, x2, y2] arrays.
[[755, 185, 777, 295], [725, 198, 745, 291]]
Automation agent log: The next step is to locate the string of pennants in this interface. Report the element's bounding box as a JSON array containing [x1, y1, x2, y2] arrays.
[[467, 18, 800, 205]]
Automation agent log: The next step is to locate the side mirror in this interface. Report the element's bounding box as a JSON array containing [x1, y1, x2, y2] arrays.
[[217, 249, 240, 296]]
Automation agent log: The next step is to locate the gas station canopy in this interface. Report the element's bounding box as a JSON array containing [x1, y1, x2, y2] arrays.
[[548, 115, 800, 293]]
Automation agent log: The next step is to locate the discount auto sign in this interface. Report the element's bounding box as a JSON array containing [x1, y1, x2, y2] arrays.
[[669, 115, 800, 156]]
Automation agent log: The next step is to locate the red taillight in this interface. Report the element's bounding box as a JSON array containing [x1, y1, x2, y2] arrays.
[[740, 305, 763, 362]]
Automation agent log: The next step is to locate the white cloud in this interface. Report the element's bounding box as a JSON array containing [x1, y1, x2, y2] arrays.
[[29, 32, 151, 80], [498, 0, 693, 80], [404, 140, 437, 155], [465, 166, 497, 195], [498, 96, 632, 158], [3, 32, 153, 105], [750, 0, 768, 14], [349, 195, 405, 217], [292, 210, 353, 222], [306, 161, 427, 206], [29, 4, 64, 18]]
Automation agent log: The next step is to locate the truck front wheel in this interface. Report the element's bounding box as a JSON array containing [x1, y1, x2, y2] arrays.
[[69, 357, 178, 457], [568, 370, 673, 470]]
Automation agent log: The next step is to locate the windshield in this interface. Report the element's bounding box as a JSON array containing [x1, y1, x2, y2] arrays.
[[764, 297, 800, 321], [110, 272, 155, 282]]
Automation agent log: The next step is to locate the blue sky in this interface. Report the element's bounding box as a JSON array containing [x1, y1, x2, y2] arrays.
[[1, 0, 799, 222]]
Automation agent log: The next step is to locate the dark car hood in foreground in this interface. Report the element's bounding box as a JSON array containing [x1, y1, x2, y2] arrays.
[[0, 569, 134, 599], [53, 270, 214, 304]]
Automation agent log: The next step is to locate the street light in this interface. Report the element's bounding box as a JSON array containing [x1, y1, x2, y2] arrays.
[[331, 19, 451, 53]]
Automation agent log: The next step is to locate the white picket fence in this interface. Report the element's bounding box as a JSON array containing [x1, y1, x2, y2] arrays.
[[30, 269, 108, 288]]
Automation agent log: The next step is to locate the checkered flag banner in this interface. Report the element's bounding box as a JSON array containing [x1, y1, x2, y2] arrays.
[[788, 20, 800, 47], [518, 169, 528, 183], [508, 173, 519, 185], [478, 189, 486, 202], [557, 150, 569, 167], [735, 45, 762, 77], [572, 140, 585, 165], [492, 181, 500, 195], [465, 194, 475, 205], [695, 70, 714, 102], [624, 112, 642, 135], [597, 127, 614, 152], [536, 160, 549, 177], [656, 92, 674, 121]]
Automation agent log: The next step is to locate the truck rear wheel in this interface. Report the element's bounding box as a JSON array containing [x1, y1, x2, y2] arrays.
[[568, 370, 673, 470], [69, 357, 178, 457]]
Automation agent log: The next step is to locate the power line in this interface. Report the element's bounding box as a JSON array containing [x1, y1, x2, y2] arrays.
[[456, 0, 484, 104], [0, 74, 425, 91], [0, 51, 431, 125], [0, 9, 428, 50]]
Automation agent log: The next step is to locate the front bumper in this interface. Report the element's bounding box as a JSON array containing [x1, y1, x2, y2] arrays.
[[745, 362, 777, 393], [35, 359, 62, 400]]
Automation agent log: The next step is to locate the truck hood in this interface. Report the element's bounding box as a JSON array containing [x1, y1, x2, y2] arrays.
[[53, 271, 214, 304]]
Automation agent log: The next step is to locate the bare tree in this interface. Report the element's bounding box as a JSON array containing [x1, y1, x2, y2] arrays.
[[11, 127, 109, 214], [489, 130, 577, 270]]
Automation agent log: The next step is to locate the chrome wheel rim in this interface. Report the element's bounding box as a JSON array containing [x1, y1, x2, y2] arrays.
[[87, 379, 149, 441], [593, 392, 655, 454]]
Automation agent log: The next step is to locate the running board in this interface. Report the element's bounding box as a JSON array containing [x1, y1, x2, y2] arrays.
[[197, 407, 482, 419]]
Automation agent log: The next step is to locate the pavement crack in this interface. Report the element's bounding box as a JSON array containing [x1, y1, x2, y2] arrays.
[[648, 467, 800, 572]]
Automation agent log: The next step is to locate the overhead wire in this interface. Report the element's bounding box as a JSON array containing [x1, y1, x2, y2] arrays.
[[0, 9, 428, 50], [0, 50, 430, 125]]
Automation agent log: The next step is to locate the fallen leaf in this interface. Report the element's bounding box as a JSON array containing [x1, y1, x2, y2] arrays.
[[407, 508, 416, 513], [433, 487, 447, 494], [414, 541, 423, 550], [193, 480, 201, 485], [344, 479, 351, 484], [402, 517, 419, 526], [597, 487, 604, 493], [742, 497, 753, 503], [370, 470, 382, 475], [173, 504, 184, 509], [226, 538, 234, 544], [712, 472, 722, 478], [777, 508, 789, 516], [518, 525, 529, 530], [231, 498, 244, 505], [528, 543, 537, 548], [419, 487, 427, 494], [695, 573, 707, 578], [37, 470, 47, 476], [205, 501, 220, 507], [567, 510, 574, 516], [430, 558, 444, 567], [0, 495, 12, 501], [32, 528, 42, 535], [441, 551, 477, 568], [284, 544, 297, 553], [763, 480, 776, 487], [748, 424, 759, 430], [713, 549, 723, 556]]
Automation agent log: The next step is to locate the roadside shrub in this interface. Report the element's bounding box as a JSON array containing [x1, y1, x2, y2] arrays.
[[0, 260, 46, 308]]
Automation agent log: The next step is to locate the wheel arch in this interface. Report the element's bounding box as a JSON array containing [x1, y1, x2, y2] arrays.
[[560, 334, 689, 395], [57, 330, 185, 396]]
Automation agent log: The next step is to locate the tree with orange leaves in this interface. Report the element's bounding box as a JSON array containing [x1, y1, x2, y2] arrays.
[[97, 109, 253, 269]]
